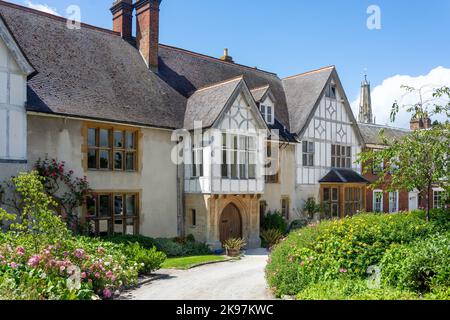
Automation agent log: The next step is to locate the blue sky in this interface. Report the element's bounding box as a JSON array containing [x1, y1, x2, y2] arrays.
[[6, 0, 450, 127]]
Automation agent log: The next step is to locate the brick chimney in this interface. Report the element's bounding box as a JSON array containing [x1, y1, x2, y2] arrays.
[[410, 116, 432, 130], [110, 0, 133, 40], [135, 0, 161, 72]]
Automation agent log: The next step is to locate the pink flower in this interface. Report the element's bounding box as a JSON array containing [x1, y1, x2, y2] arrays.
[[95, 272, 100, 279], [15, 247, 25, 256], [28, 255, 41, 267], [103, 288, 112, 299], [81, 272, 87, 279], [300, 261, 305, 267], [9, 262, 18, 269], [339, 268, 348, 273], [60, 265, 66, 272], [73, 249, 85, 259]]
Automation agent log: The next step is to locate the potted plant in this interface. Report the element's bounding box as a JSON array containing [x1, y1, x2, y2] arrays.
[[260, 229, 283, 251], [223, 238, 246, 257]]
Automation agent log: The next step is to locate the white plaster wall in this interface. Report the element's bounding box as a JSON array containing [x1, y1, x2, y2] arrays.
[[27, 115, 179, 238], [261, 144, 298, 220], [0, 37, 27, 161]]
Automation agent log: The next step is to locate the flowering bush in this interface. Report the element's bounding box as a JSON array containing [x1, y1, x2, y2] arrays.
[[266, 210, 449, 298], [0, 172, 162, 300]]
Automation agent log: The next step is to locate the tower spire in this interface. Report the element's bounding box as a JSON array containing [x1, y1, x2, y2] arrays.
[[358, 71, 373, 124]]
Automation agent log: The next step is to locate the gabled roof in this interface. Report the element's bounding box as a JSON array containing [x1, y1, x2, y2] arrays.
[[0, 1, 187, 129], [184, 76, 242, 130], [158, 44, 291, 131], [358, 123, 410, 147], [0, 12, 34, 76], [250, 85, 270, 102], [319, 168, 369, 184], [282, 66, 334, 135]]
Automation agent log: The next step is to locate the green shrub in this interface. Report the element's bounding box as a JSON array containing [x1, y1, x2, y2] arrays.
[[261, 229, 283, 249], [288, 219, 309, 232], [381, 232, 450, 293], [104, 234, 156, 249], [296, 277, 419, 300], [261, 211, 287, 234], [153, 238, 187, 257], [183, 241, 212, 256], [267, 212, 443, 297], [119, 242, 166, 274]]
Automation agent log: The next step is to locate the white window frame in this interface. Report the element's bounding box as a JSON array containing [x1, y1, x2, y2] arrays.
[[191, 135, 204, 178], [302, 141, 315, 167], [373, 190, 383, 213], [259, 103, 274, 125], [389, 191, 399, 213], [433, 188, 444, 209], [221, 133, 257, 180]]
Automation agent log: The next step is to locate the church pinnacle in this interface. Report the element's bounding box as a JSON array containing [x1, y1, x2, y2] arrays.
[[358, 71, 374, 124]]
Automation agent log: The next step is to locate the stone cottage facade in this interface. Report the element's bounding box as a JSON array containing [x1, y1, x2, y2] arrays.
[[0, 0, 429, 249]]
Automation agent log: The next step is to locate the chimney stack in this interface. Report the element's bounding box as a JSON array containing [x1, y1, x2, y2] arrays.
[[410, 116, 432, 130], [135, 0, 161, 72], [110, 0, 133, 40]]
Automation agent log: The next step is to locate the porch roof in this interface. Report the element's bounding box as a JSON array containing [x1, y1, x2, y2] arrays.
[[319, 168, 369, 184]]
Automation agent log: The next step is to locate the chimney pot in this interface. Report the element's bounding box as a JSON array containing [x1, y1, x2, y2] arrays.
[[220, 48, 234, 63]]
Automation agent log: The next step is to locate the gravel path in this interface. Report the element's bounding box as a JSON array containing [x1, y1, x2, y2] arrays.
[[121, 248, 274, 300]]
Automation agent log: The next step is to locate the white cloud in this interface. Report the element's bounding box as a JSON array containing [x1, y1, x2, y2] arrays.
[[23, 0, 60, 16], [351, 66, 450, 129]]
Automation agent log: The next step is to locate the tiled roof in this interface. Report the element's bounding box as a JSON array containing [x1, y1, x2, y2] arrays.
[[158, 44, 291, 131], [184, 76, 243, 130], [282, 66, 334, 135], [358, 123, 410, 146], [319, 168, 369, 184], [250, 85, 270, 102], [0, 1, 187, 129]]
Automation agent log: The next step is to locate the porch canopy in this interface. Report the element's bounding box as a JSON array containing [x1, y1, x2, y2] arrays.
[[319, 168, 369, 219]]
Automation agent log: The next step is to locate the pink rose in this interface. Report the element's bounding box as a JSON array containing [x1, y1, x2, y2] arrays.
[[81, 272, 87, 279], [28, 255, 41, 267], [15, 247, 25, 256], [103, 288, 112, 299], [95, 272, 100, 279]]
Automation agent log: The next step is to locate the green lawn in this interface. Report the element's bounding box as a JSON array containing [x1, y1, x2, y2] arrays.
[[162, 255, 228, 270]]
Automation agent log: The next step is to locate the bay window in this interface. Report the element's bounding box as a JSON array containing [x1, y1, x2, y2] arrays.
[[221, 133, 257, 179]]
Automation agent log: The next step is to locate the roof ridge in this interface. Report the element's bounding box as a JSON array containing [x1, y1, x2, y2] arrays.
[[193, 75, 244, 93], [359, 122, 411, 132], [251, 84, 270, 91], [332, 168, 347, 183], [159, 44, 279, 77], [283, 65, 335, 80], [0, 0, 119, 36]]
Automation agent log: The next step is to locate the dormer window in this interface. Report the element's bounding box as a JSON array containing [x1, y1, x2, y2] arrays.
[[260, 103, 274, 125], [325, 83, 337, 99]]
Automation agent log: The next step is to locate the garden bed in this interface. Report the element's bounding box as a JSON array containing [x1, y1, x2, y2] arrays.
[[266, 210, 450, 300], [161, 255, 229, 270]]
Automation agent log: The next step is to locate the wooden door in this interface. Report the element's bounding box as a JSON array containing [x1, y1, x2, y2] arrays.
[[220, 204, 242, 243]]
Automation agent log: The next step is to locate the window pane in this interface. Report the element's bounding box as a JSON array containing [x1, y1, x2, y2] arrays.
[[347, 147, 351, 157], [99, 150, 109, 169], [125, 132, 135, 149], [88, 128, 96, 147], [125, 218, 135, 235], [115, 152, 123, 170], [222, 133, 227, 148], [114, 195, 123, 216], [114, 131, 124, 148], [239, 151, 246, 178], [114, 219, 123, 235], [233, 135, 238, 149], [221, 150, 228, 177], [98, 220, 109, 236], [260, 105, 266, 117], [332, 188, 338, 201], [303, 154, 308, 166], [99, 195, 110, 217], [331, 145, 336, 156], [309, 142, 314, 152], [248, 137, 256, 151], [308, 154, 314, 167], [239, 136, 247, 151], [86, 197, 97, 217], [346, 158, 351, 168], [323, 188, 330, 201], [126, 195, 136, 216], [303, 141, 308, 153], [231, 150, 238, 178], [126, 152, 135, 170], [88, 149, 97, 169], [99, 129, 109, 147]]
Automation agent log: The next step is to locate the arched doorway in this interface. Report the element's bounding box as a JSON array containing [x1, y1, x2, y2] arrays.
[[220, 203, 242, 243]]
